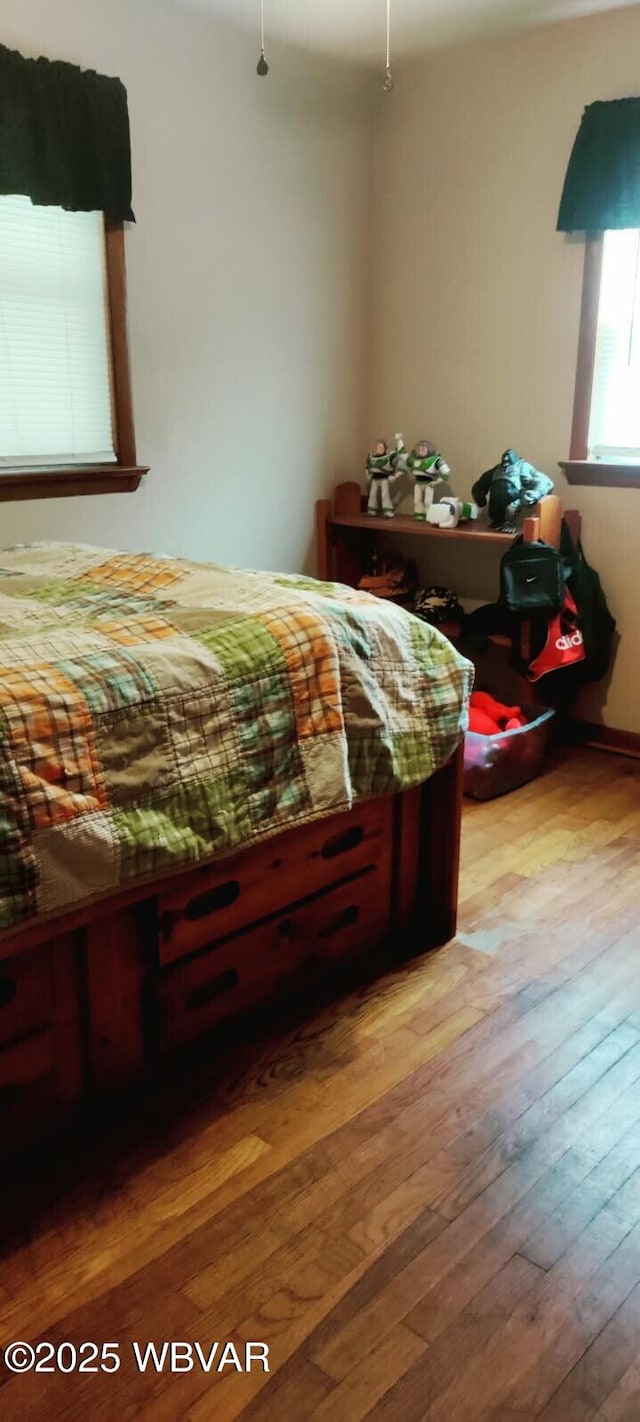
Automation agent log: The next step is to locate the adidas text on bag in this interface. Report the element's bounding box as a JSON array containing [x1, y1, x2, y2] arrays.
[[528, 587, 586, 681]]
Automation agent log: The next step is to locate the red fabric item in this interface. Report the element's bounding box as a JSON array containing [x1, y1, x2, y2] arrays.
[[468, 707, 501, 735], [528, 588, 586, 682], [470, 690, 524, 728]]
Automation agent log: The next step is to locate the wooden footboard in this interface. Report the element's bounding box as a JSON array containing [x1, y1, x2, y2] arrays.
[[0, 747, 463, 1139]]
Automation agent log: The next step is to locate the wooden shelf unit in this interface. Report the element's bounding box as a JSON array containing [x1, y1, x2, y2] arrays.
[[316, 481, 565, 586], [329, 511, 515, 545]]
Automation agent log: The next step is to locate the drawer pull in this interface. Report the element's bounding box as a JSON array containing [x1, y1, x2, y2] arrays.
[[185, 969, 238, 1012], [161, 880, 241, 941], [321, 826, 364, 860], [0, 1082, 23, 1110], [0, 976, 17, 1008], [318, 905, 360, 939], [186, 881, 240, 921]]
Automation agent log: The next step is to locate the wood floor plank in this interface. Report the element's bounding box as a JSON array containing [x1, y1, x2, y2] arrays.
[[592, 1353, 640, 1420], [363, 1254, 544, 1421], [421, 1016, 624, 1220], [309, 1323, 426, 1421], [237, 1358, 335, 1422], [419, 1178, 640, 1420], [519, 1121, 640, 1272], [313, 1026, 640, 1381], [537, 1281, 640, 1420]]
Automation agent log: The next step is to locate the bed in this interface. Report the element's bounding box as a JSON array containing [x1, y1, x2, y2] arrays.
[[0, 543, 472, 1140]]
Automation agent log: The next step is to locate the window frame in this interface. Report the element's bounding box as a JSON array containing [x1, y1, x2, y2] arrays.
[[0, 217, 147, 502], [560, 232, 640, 488]]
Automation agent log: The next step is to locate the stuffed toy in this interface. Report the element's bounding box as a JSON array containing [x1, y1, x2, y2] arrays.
[[472, 450, 554, 533], [468, 690, 527, 735], [469, 707, 502, 736]]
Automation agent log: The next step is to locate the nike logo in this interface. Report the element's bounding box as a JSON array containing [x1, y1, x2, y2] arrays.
[[525, 577, 537, 583]]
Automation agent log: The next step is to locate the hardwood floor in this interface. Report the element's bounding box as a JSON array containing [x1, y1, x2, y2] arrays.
[[2, 746, 640, 1420]]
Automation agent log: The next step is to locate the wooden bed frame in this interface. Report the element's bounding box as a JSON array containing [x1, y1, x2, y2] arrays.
[[0, 747, 463, 1143]]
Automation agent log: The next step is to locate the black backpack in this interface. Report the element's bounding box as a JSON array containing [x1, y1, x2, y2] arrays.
[[558, 521, 616, 682], [500, 538, 564, 615]]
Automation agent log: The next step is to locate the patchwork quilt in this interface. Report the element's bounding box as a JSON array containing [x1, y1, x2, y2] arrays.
[[0, 544, 472, 933]]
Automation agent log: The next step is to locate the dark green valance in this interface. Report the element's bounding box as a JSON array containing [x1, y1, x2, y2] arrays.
[[557, 98, 640, 232], [0, 43, 134, 222]]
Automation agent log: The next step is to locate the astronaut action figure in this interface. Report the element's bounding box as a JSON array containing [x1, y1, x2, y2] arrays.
[[407, 440, 451, 520], [365, 434, 405, 517]]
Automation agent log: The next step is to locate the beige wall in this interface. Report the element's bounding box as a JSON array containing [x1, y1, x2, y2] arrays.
[[3, 1, 639, 728], [372, 6, 640, 731], [1, 0, 372, 572]]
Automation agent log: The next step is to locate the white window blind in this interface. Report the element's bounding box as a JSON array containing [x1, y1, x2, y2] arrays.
[[588, 228, 640, 462], [0, 194, 116, 470]]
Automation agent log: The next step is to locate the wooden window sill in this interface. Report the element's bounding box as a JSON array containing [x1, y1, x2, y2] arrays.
[[559, 460, 640, 488], [0, 465, 148, 501]]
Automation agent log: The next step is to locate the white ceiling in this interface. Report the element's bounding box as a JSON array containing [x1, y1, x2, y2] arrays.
[[180, 0, 639, 62]]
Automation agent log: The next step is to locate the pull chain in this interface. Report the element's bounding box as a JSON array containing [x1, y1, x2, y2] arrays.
[[383, 0, 393, 91], [257, 0, 269, 75]]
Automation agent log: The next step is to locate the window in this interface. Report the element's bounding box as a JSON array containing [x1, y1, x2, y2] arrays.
[[1, 197, 114, 468], [0, 196, 145, 500], [563, 231, 640, 487], [589, 230, 640, 461]]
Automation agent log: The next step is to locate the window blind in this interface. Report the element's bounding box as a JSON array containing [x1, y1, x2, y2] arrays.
[[0, 194, 116, 469], [589, 228, 640, 462]]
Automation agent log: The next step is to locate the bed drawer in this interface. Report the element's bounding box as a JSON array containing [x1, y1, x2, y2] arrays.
[[156, 796, 394, 966], [0, 944, 53, 1048], [0, 1028, 57, 1138], [156, 865, 391, 1053]]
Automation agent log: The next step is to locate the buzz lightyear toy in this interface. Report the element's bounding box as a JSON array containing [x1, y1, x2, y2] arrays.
[[407, 439, 451, 520], [365, 433, 406, 517], [426, 497, 478, 528]]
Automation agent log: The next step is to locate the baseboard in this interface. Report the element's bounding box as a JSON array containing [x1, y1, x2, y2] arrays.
[[569, 721, 640, 760]]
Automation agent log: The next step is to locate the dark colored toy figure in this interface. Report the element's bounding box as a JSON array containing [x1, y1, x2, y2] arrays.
[[472, 449, 554, 533], [413, 585, 463, 626]]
